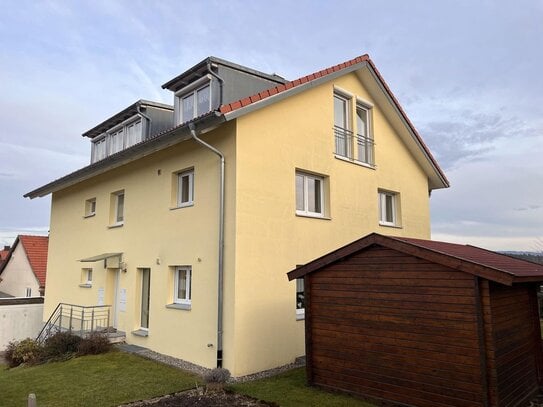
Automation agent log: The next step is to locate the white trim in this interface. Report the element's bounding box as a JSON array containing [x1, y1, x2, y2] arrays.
[[295, 171, 325, 218], [378, 190, 399, 226], [175, 76, 213, 125], [174, 74, 212, 96], [173, 266, 192, 305], [333, 85, 354, 99], [176, 170, 194, 208]]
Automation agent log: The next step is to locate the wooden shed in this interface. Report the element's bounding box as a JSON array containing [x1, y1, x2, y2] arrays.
[[287, 233, 543, 407]]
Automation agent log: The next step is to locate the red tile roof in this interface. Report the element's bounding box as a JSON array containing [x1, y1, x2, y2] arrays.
[[0, 247, 9, 263], [219, 54, 448, 188], [288, 233, 543, 284], [19, 235, 48, 287], [395, 236, 543, 279]]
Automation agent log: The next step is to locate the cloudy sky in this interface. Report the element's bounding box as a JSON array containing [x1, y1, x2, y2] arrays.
[[0, 0, 542, 251]]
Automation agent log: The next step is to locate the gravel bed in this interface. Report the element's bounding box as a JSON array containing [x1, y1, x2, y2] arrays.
[[116, 344, 305, 383]]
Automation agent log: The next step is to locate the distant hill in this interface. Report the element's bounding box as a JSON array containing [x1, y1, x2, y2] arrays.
[[501, 252, 543, 265]]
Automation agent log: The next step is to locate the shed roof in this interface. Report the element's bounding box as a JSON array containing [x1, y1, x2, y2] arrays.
[[0, 235, 48, 288], [288, 233, 543, 286]]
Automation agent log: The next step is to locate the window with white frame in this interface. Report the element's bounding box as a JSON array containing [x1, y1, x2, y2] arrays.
[[356, 103, 374, 165], [25, 287, 31, 297], [80, 268, 92, 286], [296, 278, 305, 317], [110, 191, 125, 226], [296, 171, 325, 217], [177, 170, 194, 207], [378, 190, 399, 226], [85, 198, 96, 217], [334, 92, 352, 158], [91, 117, 144, 163], [174, 266, 191, 305], [176, 78, 212, 125]]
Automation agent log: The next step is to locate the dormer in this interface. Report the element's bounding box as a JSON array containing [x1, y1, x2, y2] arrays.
[[84, 100, 174, 164], [162, 57, 286, 126]]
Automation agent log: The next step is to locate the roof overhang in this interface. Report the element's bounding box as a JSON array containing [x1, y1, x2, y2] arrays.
[[25, 112, 224, 199], [79, 253, 123, 262]]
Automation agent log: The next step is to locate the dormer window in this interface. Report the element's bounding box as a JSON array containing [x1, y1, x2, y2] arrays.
[[91, 116, 145, 163], [175, 76, 213, 125]]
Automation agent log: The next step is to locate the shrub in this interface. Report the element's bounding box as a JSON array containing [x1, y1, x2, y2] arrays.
[[43, 331, 82, 358], [204, 367, 231, 384], [77, 332, 111, 355], [4, 338, 43, 368]]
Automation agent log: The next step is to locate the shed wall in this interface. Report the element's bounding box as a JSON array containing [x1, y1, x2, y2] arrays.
[[307, 246, 486, 407], [486, 282, 541, 407]]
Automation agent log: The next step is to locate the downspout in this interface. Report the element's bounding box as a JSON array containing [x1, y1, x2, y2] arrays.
[[137, 105, 152, 139], [189, 122, 225, 368]]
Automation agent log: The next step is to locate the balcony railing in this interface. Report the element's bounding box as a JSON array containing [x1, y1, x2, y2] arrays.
[[334, 126, 375, 166]]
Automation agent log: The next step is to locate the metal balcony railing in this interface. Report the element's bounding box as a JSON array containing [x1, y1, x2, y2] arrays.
[[37, 303, 112, 344], [334, 126, 375, 166]]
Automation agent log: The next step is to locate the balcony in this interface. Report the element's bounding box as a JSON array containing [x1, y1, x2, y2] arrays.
[[334, 126, 375, 166]]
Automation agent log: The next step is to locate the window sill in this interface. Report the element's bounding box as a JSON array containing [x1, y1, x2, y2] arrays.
[[131, 329, 149, 337], [83, 213, 96, 219], [108, 223, 124, 229], [166, 303, 191, 311], [170, 203, 194, 211], [295, 213, 331, 220], [379, 222, 402, 229], [78, 284, 92, 288], [334, 154, 375, 169]]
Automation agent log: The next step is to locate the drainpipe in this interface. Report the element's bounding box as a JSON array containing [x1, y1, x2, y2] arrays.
[[188, 122, 225, 368], [137, 105, 152, 139]]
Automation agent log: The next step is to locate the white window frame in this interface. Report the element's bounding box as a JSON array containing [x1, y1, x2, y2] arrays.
[[175, 75, 212, 125], [334, 91, 352, 158], [174, 266, 192, 305], [25, 287, 31, 297], [296, 171, 325, 218], [296, 278, 305, 318], [379, 190, 398, 226], [91, 135, 108, 163], [355, 102, 374, 165], [85, 198, 96, 217], [90, 115, 144, 163], [177, 170, 194, 208], [111, 191, 125, 226]]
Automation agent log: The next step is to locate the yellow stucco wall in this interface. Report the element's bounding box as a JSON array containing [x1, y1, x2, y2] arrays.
[[45, 122, 237, 370], [231, 72, 431, 375], [44, 70, 436, 377]]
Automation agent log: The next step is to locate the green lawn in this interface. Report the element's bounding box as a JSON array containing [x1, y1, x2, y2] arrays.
[[0, 351, 201, 407], [231, 367, 375, 407]]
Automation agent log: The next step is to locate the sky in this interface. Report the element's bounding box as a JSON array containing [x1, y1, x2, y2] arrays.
[[0, 0, 542, 251]]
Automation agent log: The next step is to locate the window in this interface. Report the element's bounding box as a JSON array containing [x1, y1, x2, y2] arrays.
[[296, 278, 305, 318], [334, 92, 352, 158], [90, 116, 144, 163], [177, 170, 194, 207], [379, 190, 400, 226], [25, 287, 31, 297], [174, 266, 191, 305], [110, 191, 124, 226], [140, 268, 151, 330], [80, 268, 92, 287], [85, 198, 96, 217], [296, 171, 325, 217], [176, 79, 212, 124], [356, 103, 374, 165]]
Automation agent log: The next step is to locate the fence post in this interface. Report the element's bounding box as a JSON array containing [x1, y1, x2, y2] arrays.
[[107, 307, 110, 331], [28, 393, 37, 407], [91, 308, 95, 333], [81, 308, 85, 336], [59, 304, 63, 331], [69, 306, 73, 333]]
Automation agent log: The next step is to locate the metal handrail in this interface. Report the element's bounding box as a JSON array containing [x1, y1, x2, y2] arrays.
[[333, 126, 375, 166], [37, 303, 112, 343]]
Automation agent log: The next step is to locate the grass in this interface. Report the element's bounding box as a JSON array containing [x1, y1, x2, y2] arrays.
[[231, 367, 375, 407], [0, 350, 201, 407]]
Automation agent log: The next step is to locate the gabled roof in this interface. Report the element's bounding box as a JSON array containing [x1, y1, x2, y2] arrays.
[[0, 235, 48, 288], [287, 233, 543, 286], [220, 54, 448, 190]]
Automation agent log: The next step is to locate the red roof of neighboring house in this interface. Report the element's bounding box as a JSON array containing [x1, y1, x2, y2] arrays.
[[219, 54, 448, 188], [0, 247, 9, 263], [0, 235, 48, 288], [288, 233, 543, 285]]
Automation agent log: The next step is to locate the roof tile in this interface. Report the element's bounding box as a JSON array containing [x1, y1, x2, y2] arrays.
[[19, 235, 48, 287]]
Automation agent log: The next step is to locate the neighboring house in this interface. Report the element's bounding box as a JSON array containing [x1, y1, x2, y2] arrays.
[[0, 245, 10, 265], [288, 233, 543, 407], [0, 235, 48, 298], [25, 54, 449, 376]]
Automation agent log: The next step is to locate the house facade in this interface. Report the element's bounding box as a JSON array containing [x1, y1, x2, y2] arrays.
[[25, 55, 448, 376], [0, 235, 48, 298]]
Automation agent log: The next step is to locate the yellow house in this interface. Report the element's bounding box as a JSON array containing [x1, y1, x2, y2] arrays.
[[25, 54, 448, 377]]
